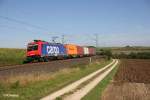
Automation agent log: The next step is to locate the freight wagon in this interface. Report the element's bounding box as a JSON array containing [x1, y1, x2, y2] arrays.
[[65, 44, 77, 58], [25, 40, 96, 63], [77, 46, 84, 57], [88, 47, 96, 56], [83, 47, 89, 56]]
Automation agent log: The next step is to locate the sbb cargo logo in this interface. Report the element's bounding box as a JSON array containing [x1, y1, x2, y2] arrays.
[[47, 46, 59, 55]]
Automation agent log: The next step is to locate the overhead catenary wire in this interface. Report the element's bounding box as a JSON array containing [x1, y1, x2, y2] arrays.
[[95, 33, 98, 48], [0, 15, 49, 32], [0, 15, 61, 36], [0, 15, 96, 45], [86, 33, 99, 47], [61, 34, 65, 44], [0, 24, 37, 34]]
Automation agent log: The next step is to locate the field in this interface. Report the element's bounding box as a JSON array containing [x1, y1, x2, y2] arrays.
[[1, 48, 150, 100], [0, 58, 111, 100], [102, 59, 150, 100], [0, 48, 26, 67]]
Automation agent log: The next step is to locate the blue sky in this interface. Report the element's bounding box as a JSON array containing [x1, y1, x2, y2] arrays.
[[0, 0, 150, 48]]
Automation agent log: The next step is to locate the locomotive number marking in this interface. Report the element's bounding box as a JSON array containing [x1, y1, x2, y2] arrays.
[[47, 46, 59, 54]]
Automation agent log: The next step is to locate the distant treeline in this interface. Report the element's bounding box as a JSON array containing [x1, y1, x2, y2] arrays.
[[97, 49, 150, 59], [113, 52, 150, 59], [97, 46, 150, 51]]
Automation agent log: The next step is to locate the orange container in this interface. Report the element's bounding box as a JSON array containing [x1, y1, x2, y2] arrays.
[[65, 44, 77, 55]]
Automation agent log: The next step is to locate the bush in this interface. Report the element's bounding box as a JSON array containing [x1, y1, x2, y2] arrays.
[[113, 52, 150, 59], [11, 80, 20, 89], [98, 49, 112, 60]]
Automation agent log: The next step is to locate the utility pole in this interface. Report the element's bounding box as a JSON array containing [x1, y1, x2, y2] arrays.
[[94, 33, 98, 48], [51, 36, 58, 43], [61, 34, 65, 44]]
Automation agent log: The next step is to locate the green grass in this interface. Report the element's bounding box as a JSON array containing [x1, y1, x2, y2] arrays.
[[0, 59, 112, 100], [0, 48, 26, 66], [82, 61, 119, 100]]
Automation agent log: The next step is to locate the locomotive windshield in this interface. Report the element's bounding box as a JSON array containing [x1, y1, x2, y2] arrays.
[[27, 44, 38, 51]]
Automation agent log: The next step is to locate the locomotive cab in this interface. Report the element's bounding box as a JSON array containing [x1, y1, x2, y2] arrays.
[[26, 40, 44, 58], [27, 43, 39, 57], [24, 40, 43, 63]]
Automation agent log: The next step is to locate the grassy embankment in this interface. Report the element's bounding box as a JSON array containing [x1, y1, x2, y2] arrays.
[[0, 48, 26, 67], [0, 59, 112, 100], [82, 60, 119, 100]]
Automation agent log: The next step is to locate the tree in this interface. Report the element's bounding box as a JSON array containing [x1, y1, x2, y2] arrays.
[[104, 49, 112, 60]]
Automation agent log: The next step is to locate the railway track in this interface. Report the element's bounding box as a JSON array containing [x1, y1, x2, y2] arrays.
[[0, 56, 102, 78]]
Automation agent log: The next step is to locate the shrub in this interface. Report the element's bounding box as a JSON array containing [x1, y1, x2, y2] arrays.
[[98, 49, 112, 60], [113, 52, 150, 59], [11, 80, 20, 89]]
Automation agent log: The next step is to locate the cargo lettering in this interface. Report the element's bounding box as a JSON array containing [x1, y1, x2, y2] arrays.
[[47, 46, 59, 54]]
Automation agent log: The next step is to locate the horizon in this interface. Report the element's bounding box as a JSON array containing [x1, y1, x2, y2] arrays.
[[1, 45, 150, 49]]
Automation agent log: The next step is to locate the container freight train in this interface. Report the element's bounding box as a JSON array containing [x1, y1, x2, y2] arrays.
[[25, 40, 96, 63]]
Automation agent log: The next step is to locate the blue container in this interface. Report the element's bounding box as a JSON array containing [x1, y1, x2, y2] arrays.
[[41, 43, 66, 57]]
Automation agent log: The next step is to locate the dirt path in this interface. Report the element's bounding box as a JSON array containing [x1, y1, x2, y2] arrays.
[[63, 60, 118, 100], [41, 59, 118, 100]]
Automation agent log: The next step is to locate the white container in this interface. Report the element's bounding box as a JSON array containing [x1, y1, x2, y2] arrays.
[[83, 47, 89, 55]]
